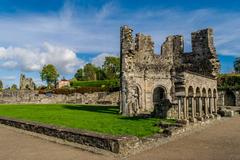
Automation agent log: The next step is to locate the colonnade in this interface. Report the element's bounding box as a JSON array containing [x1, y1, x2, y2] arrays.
[[177, 89, 217, 121]]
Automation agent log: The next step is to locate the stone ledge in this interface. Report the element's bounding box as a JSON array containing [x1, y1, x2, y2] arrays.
[[0, 117, 138, 154], [0, 116, 223, 156]]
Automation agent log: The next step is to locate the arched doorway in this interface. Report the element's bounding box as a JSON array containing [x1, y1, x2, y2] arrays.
[[153, 86, 167, 118], [224, 90, 236, 106]]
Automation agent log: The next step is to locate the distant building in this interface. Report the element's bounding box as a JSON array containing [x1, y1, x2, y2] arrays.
[[57, 79, 70, 88], [19, 74, 35, 90]]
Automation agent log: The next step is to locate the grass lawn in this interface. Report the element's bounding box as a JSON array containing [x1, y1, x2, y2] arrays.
[[0, 104, 175, 137]]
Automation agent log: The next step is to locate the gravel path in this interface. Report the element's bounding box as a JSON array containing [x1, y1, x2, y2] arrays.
[[0, 116, 240, 160], [129, 116, 240, 160]]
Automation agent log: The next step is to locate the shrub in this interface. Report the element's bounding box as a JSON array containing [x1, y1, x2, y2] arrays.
[[217, 74, 240, 90]]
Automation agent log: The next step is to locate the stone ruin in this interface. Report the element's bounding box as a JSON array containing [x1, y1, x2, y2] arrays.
[[19, 74, 35, 90], [120, 26, 220, 121]]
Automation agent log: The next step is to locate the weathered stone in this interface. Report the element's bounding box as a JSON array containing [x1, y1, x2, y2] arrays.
[[19, 74, 35, 90], [0, 90, 119, 105], [120, 26, 219, 120]]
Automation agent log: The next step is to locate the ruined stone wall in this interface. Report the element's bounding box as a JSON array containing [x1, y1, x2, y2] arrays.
[[19, 74, 35, 90], [183, 29, 220, 77], [218, 90, 240, 107], [120, 26, 220, 117], [0, 91, 119, 105]]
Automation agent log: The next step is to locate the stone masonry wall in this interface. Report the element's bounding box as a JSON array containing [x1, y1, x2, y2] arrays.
[[120, 26, 220, 117], [0, 91, 119, 105]]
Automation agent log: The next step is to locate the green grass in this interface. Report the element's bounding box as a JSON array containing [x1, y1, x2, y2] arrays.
[[0, 104, 175, 137]]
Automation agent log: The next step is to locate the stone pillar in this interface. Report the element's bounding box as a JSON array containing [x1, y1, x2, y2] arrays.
[[205, 97, 208, 117], [184, 97, 189, 119], [209, 97, 213, 114], [192, 97, 196, 118], [214, 97, 217, 112], [199, 97, 202, 117], [178, 97, 181, 119]]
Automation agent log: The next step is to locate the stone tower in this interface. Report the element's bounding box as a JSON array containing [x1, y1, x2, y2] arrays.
[[19, 74, 35, 90]]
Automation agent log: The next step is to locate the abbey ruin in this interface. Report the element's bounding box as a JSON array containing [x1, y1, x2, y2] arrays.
[[120, 26, 220, 121], [19, 74, 35, 90]]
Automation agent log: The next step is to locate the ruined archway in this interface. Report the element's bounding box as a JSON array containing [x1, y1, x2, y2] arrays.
[[153, 86, 167, 118], [224, 90, 236, 106]]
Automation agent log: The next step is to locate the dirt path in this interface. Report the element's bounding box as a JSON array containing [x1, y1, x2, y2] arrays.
[[0, 116, 240, 160], [129, 116, 240, 160], [0, 125, 114, 160]]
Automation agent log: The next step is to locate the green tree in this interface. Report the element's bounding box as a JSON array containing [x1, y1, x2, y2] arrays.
[[74, 68, 84, 81], [0, 80, 3, 91], [102, 56, 120, 80], [83, 63, 97, 81], [96, 67, 106, 80], [40, 64, 59, 88], [234, 57, 240, 73], [11, 84, 18, 90]]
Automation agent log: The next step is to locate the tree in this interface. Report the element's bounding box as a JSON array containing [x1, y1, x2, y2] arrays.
[[83, 63, 97, 81], [74, 68, 84, 81], [0, 80, 3, 91], [95, 67, 106, 80], [11, 84, 18, 90], [40, 64, 59, 88], [234, 57, 240, 73], [102, 56, 120, 80]]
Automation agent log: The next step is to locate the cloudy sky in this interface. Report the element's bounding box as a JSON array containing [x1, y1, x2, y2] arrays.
[[0, 0, 239, 87]]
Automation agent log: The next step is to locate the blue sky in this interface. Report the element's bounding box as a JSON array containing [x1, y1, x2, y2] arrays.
[[0, 0, 239, 87]]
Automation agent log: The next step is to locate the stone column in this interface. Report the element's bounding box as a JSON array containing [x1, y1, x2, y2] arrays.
[[192, 97, 196, 118], [214, 97, 217, 112], [205, 97, 208, 117], [209, 97, 213, 114], [199, 97, 202, 117], [178, 97, 181, 119], [184, 97, 188, 119]]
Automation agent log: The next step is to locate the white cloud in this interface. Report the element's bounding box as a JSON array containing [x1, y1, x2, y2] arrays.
[[0, 76, 16, 81], [91, 53, 118, 67], [0, 3, 239, 56], [0, 43, 85, 74]]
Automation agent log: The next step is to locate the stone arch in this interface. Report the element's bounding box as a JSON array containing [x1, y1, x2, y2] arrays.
[[188, 86, 194, 117], [196, 87, 201, 97], [152, 85, 168, 118], [202, 88, 207, 97], [224, 89, 236, 106], [213, 89, 217, 98]]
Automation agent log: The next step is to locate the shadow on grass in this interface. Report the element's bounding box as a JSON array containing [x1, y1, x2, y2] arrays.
[[62, 105, 157, 121], [62, 105, 119, 115]]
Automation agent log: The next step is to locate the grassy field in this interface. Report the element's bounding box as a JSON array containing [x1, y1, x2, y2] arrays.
[[0, 104, 175, 137]]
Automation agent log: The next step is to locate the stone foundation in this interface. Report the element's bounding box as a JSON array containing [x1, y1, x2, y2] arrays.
[[0, 91, 119, 105], [0, 115, 222, 155]]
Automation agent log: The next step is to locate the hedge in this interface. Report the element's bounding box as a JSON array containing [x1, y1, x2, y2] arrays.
[[217, 73, 240, 90], [70, 80, 120, 89]]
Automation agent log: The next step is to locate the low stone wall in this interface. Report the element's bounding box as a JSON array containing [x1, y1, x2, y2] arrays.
[[0, 91, 119, 105], [0, 115, 223, 155], [218, 90, 240, 107], [0, 117, 138, 154]]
